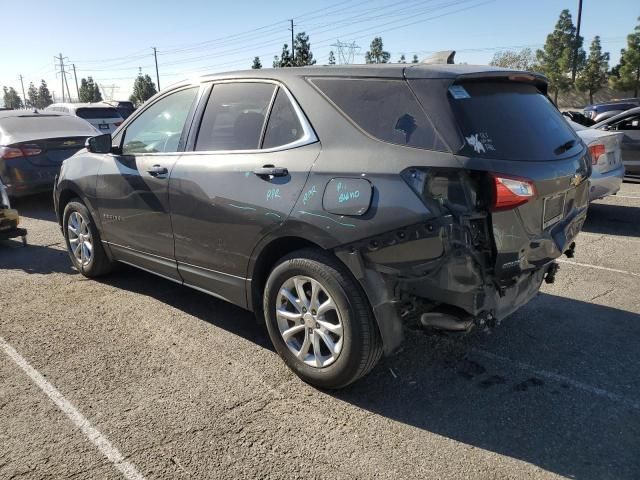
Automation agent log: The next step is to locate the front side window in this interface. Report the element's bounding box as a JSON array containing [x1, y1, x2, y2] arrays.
[[195, 82, 275, 151], [263, 88, 304, 148], [122, 87, 198, 155]]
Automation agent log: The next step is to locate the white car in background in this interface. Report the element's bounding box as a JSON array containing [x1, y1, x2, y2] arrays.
[[567, 119, 624, 201], [45, 102, 124, 134]]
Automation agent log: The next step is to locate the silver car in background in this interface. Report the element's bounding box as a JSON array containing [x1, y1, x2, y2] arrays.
[[568, 120, 624, 201], [46, 102, 124, 134]]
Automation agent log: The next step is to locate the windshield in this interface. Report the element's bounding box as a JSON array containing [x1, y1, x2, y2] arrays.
[[76, 107, 120, 119], [416, 81, 579, 161]]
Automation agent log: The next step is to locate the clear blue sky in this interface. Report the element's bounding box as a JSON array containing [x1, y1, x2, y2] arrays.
[[2, 0, 638, 103]]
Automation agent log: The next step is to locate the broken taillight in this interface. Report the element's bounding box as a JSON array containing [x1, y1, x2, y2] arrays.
[[491, 174, 536, 211]]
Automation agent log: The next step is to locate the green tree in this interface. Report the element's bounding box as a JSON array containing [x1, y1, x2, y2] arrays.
[[251, 56, 262, 69], [365, 37, 390, 64], [328, 50, 336, 65], [398, 54, 406, 64], [490, 48, 536, 70], [610, 17, 640, 97], [2, 86, 23, 109], [293, 32, 315, 66], [536, 9, 585, 103], [37, 80, 53, 109], [576, 36, 609, 104], [78, 77, 102, 102], [412, 54, 419, 63], [273, 44, 293, 68], [129, 74, 157, 107], [27, 82, 38, 108]]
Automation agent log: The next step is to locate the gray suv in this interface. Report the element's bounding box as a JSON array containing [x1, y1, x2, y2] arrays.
[[54, 65, 589, 389]]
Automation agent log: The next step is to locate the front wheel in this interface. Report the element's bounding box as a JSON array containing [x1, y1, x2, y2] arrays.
[[263, 249, 382, 389], [63, 199, 114, 277]]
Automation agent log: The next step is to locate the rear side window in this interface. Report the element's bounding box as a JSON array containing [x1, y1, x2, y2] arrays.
[[263, 88, 304, 148], [196, 83, 275, 151], [76, 107, 120, 119], [442, 81, 579, 161], [311, 78, 444, 151]]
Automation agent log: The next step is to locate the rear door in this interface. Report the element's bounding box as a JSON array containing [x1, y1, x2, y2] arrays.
[[96, 86, 200, 280], [410, 78, 590, 280], [169, 81, 319, 306]]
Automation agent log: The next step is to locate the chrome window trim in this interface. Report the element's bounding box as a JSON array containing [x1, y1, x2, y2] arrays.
[[177, 78, 318, 156]]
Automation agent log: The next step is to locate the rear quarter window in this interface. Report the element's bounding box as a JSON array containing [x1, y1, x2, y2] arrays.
[[310, 78, 446, 151]]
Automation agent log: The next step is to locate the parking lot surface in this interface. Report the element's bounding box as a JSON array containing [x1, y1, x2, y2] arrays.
[[2, 182, 640, 479]]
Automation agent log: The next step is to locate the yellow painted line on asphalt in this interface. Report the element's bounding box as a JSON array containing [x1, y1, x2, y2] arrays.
[[556, 258, 640, 278], [0, 336, 145, 480]]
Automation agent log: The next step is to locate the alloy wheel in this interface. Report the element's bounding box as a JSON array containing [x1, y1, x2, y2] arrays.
[[67, 211, 93, 267]]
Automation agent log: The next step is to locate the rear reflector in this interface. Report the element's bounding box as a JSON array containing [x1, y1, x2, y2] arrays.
[[491, 174, 536, 211], [588, 144, 605, 165]]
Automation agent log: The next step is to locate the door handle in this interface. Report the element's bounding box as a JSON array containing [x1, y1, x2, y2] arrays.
[[147, 165, 168, 177], [253, 165, 289, 178]]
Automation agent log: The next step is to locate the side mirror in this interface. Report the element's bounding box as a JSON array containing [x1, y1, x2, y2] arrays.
[[86, 134, 112, 154], [601, 124, 611, 131]]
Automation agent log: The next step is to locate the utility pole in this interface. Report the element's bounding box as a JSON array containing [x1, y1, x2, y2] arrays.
[[19, 75, 26, 108], [64, 71, 71, 102], [72, 64, 80, 100], [289, 19, 295, 63], [152, 47, 160, 90], [58, 53, 65, 102], [572, 0, 583, 82]]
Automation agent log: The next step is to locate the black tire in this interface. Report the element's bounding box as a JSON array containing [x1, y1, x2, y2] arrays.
[[263, 248, 382, 389], [62, 199, 114, 277]]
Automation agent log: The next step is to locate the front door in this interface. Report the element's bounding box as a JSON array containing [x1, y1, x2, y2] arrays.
[[169, 82, 319, 306], [96, 86, 200, 280]]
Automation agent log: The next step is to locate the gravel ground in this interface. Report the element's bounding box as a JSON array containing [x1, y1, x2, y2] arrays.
[[1, 181, 640, 479]]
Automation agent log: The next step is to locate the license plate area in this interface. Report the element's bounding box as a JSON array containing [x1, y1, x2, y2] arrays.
[[99, 124, 109, 130], [542, 192, 566, 229]]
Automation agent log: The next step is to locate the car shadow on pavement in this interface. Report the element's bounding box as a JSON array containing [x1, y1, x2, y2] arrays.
[[0, 241, 74, 274], [97, 265, 274, 351], [583, 201, 640, 237], [11, 193, 57, 222], [336, 293, 640, 480]]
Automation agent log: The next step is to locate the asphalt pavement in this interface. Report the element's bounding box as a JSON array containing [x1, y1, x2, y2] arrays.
[[1, 182, 639, 479]]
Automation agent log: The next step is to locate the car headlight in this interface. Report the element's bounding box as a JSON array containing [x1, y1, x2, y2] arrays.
[[0, 182, 10, 209]]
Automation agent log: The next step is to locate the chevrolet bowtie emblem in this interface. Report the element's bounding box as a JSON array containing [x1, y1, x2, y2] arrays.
[[63, 140, 77, 146], [570, 173, 584, 187]]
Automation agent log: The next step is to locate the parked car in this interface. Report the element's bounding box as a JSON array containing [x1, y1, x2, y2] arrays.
[[567, 120, 624, 200], [0, 110, 98, 197], [0, 180, 27, 245], [592, 106, 640, 175], [562, 110, 594, 126], [584, 99, 640, 122], [46, 102, 124, 134], [105, 100, 136, 120], [54, 65, 589, 388]]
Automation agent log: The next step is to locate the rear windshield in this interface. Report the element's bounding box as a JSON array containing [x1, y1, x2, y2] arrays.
[[440, 81, 579, 161], [75, 107, 120, 119], [311, 78, 445, 151]]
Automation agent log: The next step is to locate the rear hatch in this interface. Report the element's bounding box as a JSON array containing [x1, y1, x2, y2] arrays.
[[408, 74, 590, 283], [75, 107, 123, 133]]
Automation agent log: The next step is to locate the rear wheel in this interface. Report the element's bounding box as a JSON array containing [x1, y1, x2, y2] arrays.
[[63, 200, 113, 277], [263, 249, 382, 389]]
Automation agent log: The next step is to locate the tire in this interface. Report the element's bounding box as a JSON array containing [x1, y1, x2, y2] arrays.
[[263, 248, 382, 389], [62, 199, 113, 277]]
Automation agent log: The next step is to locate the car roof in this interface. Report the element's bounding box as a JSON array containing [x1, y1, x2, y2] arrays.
[[593, 106, 640, 128], [48, 102, 118, 110]]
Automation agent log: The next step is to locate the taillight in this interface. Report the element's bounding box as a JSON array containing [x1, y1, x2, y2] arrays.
[[0, 146, 42, 159], [114, 122, 122, 127], [491, 174, 536, 211], [588, 144, 605, 165]]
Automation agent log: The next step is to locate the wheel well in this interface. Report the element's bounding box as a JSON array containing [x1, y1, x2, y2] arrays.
[[57, 189, 80, 224], [250, 236, 322, 315]]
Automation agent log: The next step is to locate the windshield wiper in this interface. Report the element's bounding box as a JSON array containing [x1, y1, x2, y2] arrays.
[[554, 139, 576, 155]]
